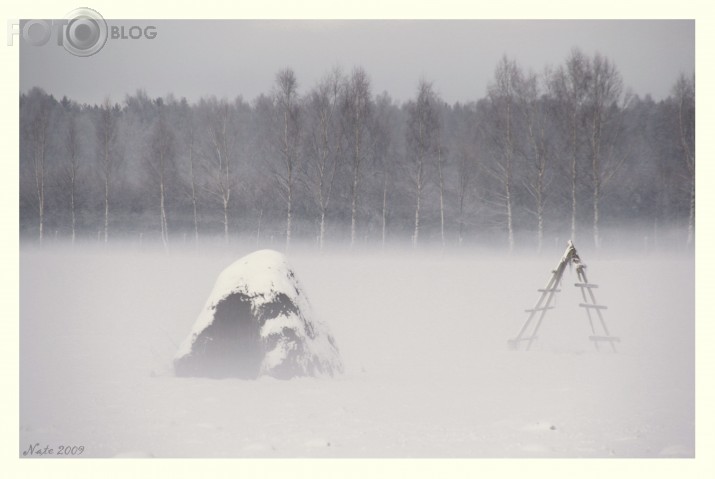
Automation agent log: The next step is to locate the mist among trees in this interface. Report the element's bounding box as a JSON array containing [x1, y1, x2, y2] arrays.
[[19, 49, 695, 251]]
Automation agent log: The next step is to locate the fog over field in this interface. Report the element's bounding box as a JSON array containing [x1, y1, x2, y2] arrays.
[[20, 236, 694, 458], [14, 15, 702, 476]]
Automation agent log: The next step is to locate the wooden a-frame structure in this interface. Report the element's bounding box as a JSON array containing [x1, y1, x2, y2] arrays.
[[508, 241, 620, 352]]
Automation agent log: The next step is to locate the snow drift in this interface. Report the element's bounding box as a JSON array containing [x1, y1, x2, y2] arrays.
[[174, 249, 343, 379]]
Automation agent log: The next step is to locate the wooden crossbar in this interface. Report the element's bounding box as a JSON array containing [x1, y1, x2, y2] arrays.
[[525, 306, 554, 313], [579, 303, 608, 310], [509, 336, 538, 343], [508, 241, 618, 352]]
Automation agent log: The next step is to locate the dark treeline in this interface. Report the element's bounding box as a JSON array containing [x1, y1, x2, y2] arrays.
[[20, 49, 695, 252]]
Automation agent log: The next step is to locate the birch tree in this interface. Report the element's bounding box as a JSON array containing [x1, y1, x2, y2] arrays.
[[450, 102, 480, 246], [179, 100, 201, 245], [25, 88, 53, 243], [147, 108, 177, 250], [549, 49, 590, 242], [435, 106, 448, 249], [371, 92, 399, 249], [273, 68, 302, 248], [405, 79, 440, 247], [342, 67, 372, 248], [62, 102, 81, 244], [672, 73, 695, 246], [456, 144, 477, 246], [487, 56, 521, 253], [584, 53, 625, 249], [199, 98, 238, 243], [96, 97, 121, 244], [517, 71, 550, 253], [304, 68, 344, 249]]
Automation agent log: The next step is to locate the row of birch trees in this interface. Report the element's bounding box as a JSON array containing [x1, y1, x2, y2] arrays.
[[20, 49, 695, 251]]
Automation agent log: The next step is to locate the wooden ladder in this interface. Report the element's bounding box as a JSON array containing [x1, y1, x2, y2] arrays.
[[507, 241, 620, 352]]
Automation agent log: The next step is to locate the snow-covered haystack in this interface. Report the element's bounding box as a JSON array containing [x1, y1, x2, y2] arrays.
[[174, 249, 343, 379]]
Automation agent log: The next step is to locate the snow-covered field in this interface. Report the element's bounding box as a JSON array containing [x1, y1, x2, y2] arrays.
[[19, 241, 695, 460]]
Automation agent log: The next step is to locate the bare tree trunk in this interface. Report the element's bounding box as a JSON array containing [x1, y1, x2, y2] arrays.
[[590, 78, 603, 251], [317, 166, 326, 249], [586, 54, 624, 250], [34, 135, 46, 244], [203, 101, 234, 245], [190, 168, 199, 245], [530, 123, 546, 254], [37, 175, 44, 243], [148, 112, 176, 252], [319, 210, 326, 250], [505, 101, 515, 254], [97, 99, 119, 246], [674, 74, 695, 247], [103, 174, 110, 244], [274, 69, 300, 249], [488, 58, 522, 253], [284, 110, 293, 249], [412, 159, 423, 248], [570, 120, 578, 243], [519, 72, 548, 255], [537, 198, 544, 254], [256, 209, 263, 245], [317, 187, 328, 249], [456, 150, 471, 247], [223, 198, 229, 244], [591, 114, 602, 250], [102, 133, 110, 245], [535, 153, 545, 255], [381, 172, 388, 249], [70, 178, 76, 244], [32, 111, 48, 244], [283, 108, 294, 250], [160, 180, 168, 251], [343, 68, 371, 249], [591, 114, 601, 250], [67, 115, 79, 245], [505, 173, 514, 252], [188, 135, 199, 246], [458, 190, 465, 247], [593, 178, 600, 249], [350, 135, 360, 249], [223, 155, 230, 244], [286, 182, 292, 249], [535, 122, 546, 255], [550, 50, 593, 245], [305, 68, 342, 251], [687, 179, 695, 246], [437, 144, 445, 249], [406, 80, 440, 249]]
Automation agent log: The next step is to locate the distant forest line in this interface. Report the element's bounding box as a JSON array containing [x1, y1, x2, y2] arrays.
[[19, 48, 695, 251]]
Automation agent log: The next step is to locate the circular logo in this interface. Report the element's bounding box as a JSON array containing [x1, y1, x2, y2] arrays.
[[63, 8, 108, 57]]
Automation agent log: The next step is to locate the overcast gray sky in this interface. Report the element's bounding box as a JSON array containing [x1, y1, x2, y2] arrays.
[[20, 20, 694, 105]]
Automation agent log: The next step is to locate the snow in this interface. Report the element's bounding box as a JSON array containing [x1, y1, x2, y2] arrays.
[[175, 249, 306, 358], [173, 249, 340, 379], [18, 241, 700, 467]]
